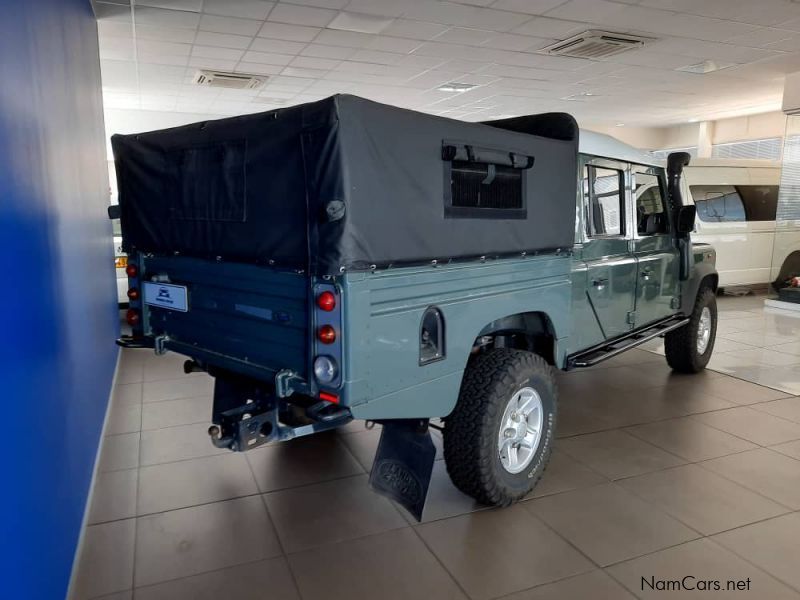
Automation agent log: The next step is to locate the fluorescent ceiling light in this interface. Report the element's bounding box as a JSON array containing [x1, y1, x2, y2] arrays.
[[561, 91, 598, 101], [675, 60, 734, 74], [327, 12, 394, 34], [437, 82, 478, 93]]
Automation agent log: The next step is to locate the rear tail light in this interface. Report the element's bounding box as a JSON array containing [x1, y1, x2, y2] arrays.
[[317, 324, 336, 344], [127, 288, 140, 300], [125, 263, 138, 278], [313, 356, 338, 383], [316, 291, 336, 312], [319, 391, 339, 404], [125, 308, 140, 326]]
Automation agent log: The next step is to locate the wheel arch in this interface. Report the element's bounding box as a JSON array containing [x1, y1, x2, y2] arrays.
[[774, 250, 800, 289], [474, 311, 559, 365], [681, 262, 718, 315]]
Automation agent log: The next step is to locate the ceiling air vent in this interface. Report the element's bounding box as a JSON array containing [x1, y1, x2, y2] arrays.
[[541, 30, 651, 60], [192, 70, 266, 90]]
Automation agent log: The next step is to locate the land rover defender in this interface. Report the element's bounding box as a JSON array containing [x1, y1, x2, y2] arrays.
[[112, 95, 717, 519]]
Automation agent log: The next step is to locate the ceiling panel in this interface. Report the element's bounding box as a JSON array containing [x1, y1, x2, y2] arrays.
[[94, 0, 800, 125], [203, 0, 275, 20]]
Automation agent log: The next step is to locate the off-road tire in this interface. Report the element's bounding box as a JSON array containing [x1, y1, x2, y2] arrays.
[[443, 349, 557, 506], [665, 286, 717, 373]]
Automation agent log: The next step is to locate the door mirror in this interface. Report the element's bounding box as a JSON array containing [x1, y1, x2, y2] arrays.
[[676, 205, 696, 234]]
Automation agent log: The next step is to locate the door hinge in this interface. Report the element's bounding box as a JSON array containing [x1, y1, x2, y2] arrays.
[[626, 311, 636, 325]]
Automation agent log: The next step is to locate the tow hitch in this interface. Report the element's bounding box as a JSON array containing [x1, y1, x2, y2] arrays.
[[208, 374, 351, 451], [369, 419, 436, 522]]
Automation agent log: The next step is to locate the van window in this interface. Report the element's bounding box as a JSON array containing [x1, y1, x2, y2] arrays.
[[691, 185, 778, 222], [586, 165, 624, 237], [633, 171, 669, 235]]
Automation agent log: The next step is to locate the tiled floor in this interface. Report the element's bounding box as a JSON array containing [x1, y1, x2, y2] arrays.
[[73, 293, 800, 600]]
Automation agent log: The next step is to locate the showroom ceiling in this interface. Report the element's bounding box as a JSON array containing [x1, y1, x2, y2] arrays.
[[95, 0, 800, 125]]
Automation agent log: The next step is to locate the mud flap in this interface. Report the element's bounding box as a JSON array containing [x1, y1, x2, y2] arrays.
[[369, 420, 435, 522]]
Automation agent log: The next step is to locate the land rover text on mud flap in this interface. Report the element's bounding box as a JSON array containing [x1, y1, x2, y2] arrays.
[[112, 95, 717, 520]]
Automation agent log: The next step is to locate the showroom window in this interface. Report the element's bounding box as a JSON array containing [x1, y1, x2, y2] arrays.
[[633, 170, 669, 235], [691, 185, 779, 222], [711, 137, 782, 160], [586, 165, 625, 237], [650, 146, 698, 160]]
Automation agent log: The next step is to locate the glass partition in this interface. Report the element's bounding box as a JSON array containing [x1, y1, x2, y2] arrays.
[[771, 116, 800, 297]]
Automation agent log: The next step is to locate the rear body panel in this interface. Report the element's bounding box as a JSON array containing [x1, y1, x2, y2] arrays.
[[134, 252, 572, 419], [141, 255, 310, 382], [341, 254, 572, 419]]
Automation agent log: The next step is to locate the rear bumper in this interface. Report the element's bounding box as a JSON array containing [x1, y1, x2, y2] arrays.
[[116, 335, 154, 349]]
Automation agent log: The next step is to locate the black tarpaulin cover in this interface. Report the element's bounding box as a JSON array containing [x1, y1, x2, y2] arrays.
[[112, 95, 578, 276]]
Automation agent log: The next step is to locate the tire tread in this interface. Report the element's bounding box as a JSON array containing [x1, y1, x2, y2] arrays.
[[444, 349, 556, 506]]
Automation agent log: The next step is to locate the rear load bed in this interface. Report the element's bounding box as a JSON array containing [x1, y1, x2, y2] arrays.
[[142, 256, 309, 381]]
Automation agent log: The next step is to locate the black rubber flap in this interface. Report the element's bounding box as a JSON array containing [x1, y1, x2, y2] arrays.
[[369, 421, 436, 522]]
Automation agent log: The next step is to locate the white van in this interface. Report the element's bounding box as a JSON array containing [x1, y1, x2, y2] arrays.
[[682, 159, 800, 288]]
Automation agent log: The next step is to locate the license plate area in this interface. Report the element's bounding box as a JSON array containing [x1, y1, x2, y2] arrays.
[[143, 281, 189, 312]]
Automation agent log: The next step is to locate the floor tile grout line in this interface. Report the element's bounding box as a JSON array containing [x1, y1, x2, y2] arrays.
[[743, 401, 800, 427], [533, 477, 709, 545], [704, 535, 800, 596], [554, 401, 744, 441], [621, 419, 765, 459], [249, 464, 306, 600], [599, 528, 800, 597], [516, 501, 620, 574], [126, 556, 284, 599], [96, 470, 372, 524], [685, 412, 800, 449], [611, 468, 795, 539], [130, 365, 144, 596], [558, 427, 692, 475], [692, 456, 800, 513], [407, 522, 477, 600]]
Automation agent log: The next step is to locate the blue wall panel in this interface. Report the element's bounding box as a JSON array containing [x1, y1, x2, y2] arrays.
[[0, 0, 118, 598]]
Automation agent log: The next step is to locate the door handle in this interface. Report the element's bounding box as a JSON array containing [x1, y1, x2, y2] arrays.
[[640, 268, 653, 281], [592, 278, 608, 290]]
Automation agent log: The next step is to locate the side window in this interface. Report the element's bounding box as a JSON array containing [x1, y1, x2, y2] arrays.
[[443, 143, 532, 220], [586, 165, 624, 237], [691, 186, 746, 222], [633, 170, 669, 235]]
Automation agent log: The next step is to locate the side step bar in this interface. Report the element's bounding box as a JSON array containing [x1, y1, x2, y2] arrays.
[[567, 316, 690, 369]]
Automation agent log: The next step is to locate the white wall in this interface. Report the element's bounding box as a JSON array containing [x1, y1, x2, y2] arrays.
[[713, 111, 786, 144], [586, 110, 787, 156]]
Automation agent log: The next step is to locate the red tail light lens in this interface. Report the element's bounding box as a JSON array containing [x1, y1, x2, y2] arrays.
[[125, 263, 138, 278], [317, 324, 336, 344], [317, 291, 336, 312], [126, 308, 140, 326], [127, 288, 140, 300], [319, 391, 339, 404]]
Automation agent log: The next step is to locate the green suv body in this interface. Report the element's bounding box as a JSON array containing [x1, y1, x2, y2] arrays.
[[116, 106, 717, 519]]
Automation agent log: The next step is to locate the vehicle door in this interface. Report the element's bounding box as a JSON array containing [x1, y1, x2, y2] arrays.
[[630, 165, 681, 326], [690, 181, 779, 286], [579, 157, 637, 340]]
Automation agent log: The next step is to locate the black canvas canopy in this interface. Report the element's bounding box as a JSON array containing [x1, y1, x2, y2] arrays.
[[112, 94, 579, 276]]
